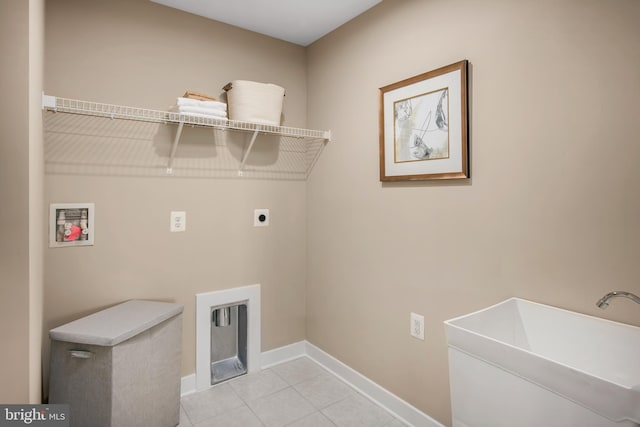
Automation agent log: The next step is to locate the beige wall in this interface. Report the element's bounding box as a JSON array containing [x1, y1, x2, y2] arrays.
[[0, 0, 31, 403], [306, 0, 640, 425], [0, 0, 44, 403], [43, 0, 308, 383], [34, 0, 640, 423]]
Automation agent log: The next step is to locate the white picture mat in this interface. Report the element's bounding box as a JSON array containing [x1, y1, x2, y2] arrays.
[[383, 69, 463, 177]]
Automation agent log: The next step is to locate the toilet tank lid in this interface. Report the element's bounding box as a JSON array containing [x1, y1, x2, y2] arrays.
[[49, 300, 183, 346]]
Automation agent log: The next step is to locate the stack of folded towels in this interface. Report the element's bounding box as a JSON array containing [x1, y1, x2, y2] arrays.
[[173, 96, 228, 120]]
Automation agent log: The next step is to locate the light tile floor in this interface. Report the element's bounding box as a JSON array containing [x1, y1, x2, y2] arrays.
[[179, 357, 408, 427]]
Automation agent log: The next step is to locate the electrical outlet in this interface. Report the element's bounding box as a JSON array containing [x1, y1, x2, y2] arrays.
[[410, 312, 425, 340], [254, 209, 269, 227], [170, 211, 186, 232]]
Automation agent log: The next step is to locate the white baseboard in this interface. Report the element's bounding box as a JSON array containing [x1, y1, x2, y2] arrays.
[[180, 374, 196, 397], [304, 342, 444, 427], [181, 340, 444, 427], [260, 340, 307, 368]]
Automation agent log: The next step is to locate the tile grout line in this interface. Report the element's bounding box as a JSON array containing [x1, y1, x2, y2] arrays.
[[231, 370, 282, 427], [256, 366, 320, 427], [242, 400, 267, 427], [269, 360, 350, 427]]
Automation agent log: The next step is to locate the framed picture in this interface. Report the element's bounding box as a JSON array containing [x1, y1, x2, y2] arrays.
[[379, 60, 469, 181], [49, 203, 95, 248]]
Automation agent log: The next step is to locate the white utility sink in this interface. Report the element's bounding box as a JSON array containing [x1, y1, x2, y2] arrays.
[[445, 298, 640, 427]]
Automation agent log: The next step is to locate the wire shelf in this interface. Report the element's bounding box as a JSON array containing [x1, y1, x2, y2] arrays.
[[42, 94, 331, 178], [43, 95, 330, 140]]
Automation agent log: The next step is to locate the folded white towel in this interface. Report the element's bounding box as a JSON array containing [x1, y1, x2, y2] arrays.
[[169, 105, 228, 121], [174, 111, 228, 121], [177, 105, 227, 118], [176, 97, 227, 111]]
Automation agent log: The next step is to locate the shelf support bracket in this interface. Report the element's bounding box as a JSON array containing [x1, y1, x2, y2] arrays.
[[238, 126, 261, 175], [42, 93, 57, 111], [167, 121, 184, 174]]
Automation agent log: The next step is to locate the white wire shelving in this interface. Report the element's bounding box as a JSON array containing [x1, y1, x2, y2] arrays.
[[42, 94, 331, 176]]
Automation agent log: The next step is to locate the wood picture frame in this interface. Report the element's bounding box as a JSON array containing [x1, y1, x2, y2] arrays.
[[379, 60, 469, 181]]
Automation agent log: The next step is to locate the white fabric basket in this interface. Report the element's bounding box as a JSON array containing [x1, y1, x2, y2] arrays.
[[224, 80, 285, 126]]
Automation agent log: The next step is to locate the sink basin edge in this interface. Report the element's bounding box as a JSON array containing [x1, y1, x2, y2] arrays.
[[444, 298, 640, 424]]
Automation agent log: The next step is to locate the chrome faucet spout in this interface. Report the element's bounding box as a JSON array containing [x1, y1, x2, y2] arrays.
[[596, 291, 640, 309]]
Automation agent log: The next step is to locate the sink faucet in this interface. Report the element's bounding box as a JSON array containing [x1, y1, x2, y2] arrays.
[[596, 291, 640, 309]]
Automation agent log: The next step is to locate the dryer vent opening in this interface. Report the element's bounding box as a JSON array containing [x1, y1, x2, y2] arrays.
[[196, 285, 260, 392], [210, 303, 247, 385]]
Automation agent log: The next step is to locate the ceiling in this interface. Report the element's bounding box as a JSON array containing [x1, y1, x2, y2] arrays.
[[150, 0, 382, 46]]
